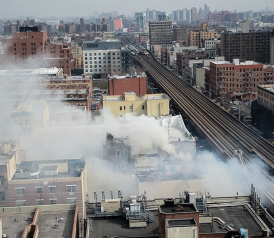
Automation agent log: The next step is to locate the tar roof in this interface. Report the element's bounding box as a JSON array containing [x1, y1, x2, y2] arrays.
[[207, 205, 264, 236], [159, 203, 198, 214], [35, 210, 75, 238], [91, 211, 159, 237], [0, 212, 33, 238]]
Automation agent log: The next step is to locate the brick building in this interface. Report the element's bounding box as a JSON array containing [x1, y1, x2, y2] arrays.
[[221, 30, 274, 64], [176, 49, 208, 76], [108, 75, 147, 96], [2, 26, 75, 75], [158, 200, 199, 238], [205, 59, 274, 101], [0, 142, 87, 218], [103, 133, 132, 171]]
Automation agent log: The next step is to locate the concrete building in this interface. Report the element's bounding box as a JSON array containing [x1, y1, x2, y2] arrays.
[[176, 49, 208, 76], [149, 20, 173, 50], [103, 93, 170, 117], [135, 12, 147, 32], [2, 26, 75, 75], [191, 7, 198, 23], [108, 75, 147, 96], [0, 203, 80, 238], [271, 37, 274, 65], [221, 30, 274, 64], [71, 45, 83, 69], [252, 84, 274, 138], [205, 59, 274, 101], [187, 30, 218, 48], [83, 39, 130, 77]]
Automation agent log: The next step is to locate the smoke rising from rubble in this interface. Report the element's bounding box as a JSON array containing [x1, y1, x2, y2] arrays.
[[0, 64, 272, 202]]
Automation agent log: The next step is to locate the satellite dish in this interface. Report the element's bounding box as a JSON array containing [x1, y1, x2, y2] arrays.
[[43, 180, 48, 185]]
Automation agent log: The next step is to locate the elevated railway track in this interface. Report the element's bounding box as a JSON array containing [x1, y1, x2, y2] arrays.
[[121, 38, 274, 211]]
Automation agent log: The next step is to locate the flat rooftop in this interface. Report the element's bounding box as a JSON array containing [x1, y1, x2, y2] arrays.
[[0, 205, 77, 238], [159, 203, 198, 214], [206, 205, 264, 236], [91, 210, 159, 237], [36, 210, 75, 238]]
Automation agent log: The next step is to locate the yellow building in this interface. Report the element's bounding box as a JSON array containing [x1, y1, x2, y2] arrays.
[[187, 30, 217, 48], [103, 92, 170, 117]]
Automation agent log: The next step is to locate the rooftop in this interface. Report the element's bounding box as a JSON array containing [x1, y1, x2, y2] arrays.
[[0, 68, 62, 76], [159, 203, 198, 214], [91, 210, 159, 237], [0, 204, 77, 238]]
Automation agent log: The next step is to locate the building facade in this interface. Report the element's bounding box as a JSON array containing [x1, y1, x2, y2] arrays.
[[221, 30, 274, 64], [7, 156, 87, 218], [2, 26, 75, 75], [103, 93, 170, 117], [205, 59, 274, 101], [108, 75, 147, 96], [149, 20, 172, 49], [83, 39, 130, 77]]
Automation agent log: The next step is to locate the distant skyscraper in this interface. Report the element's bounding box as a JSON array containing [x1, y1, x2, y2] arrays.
[[135, 12, 146, 31], [191, 7, 197, 23], [204, 4, 210, 20]]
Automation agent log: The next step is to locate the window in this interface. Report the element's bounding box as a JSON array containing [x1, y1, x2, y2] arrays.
[[49, 186, 56, 193], [170, 166, 175, 172], [117, 164, 121, 170], [0, 192, 5, 201], [16, 187, 25, 195], [49, 199, 57, 204], [67, 185, 76, 193], [36, 199, 43, 205], [36, 187, 42, 194], [142, 105, 145, 110], [67, 198, 76, 204], [120, 106, 122, 110], [116, 150, 121, 157], [124, 150, 128, 156], [129, 105, 133, 112], [16, 200, 26, 206]]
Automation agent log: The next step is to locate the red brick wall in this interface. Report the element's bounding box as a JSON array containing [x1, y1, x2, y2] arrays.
[[109, 76, 147, 96]]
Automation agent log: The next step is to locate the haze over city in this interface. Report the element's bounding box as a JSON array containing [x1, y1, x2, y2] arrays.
[[0, 0, 273, 18]]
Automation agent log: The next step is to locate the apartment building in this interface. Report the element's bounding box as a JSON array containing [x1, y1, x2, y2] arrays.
[[103, 93, 170, 117], [187, 30, 218, 48], [176, 49, 208, 75], [82, 39, 130, 77], [221, 30, 274, 64], [135, 12, 147, 32], [2, 26, 75, 74], [149, 20, 173, 49], [257, 84, 274, 111], [108, 75, 147, 96], [0, 142, 87, 218], [205, 59, 274, 101]]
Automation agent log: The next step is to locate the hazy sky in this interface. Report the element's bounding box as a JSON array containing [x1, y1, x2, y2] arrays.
[[0, 0, 273, 18]]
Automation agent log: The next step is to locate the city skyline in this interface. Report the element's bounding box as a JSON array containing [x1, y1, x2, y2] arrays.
[[0, 0, 273, 19]]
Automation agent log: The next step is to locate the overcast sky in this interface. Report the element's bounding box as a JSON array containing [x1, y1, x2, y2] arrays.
[[0, 0, 273, 19]]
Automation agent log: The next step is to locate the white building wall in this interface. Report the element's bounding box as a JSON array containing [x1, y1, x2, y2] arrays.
[[83, 48, 122, 76], [166, 225, 198, 238]]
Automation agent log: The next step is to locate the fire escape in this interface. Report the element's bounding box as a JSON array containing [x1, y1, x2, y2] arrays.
[[219, 68, 227, 104], [242, 69, 253, 97]]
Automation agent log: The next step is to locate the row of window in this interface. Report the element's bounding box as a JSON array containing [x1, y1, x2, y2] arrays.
[[84, 52, 119, 56], [15, 185, 76, 195], [16, 198, 76, 206]]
